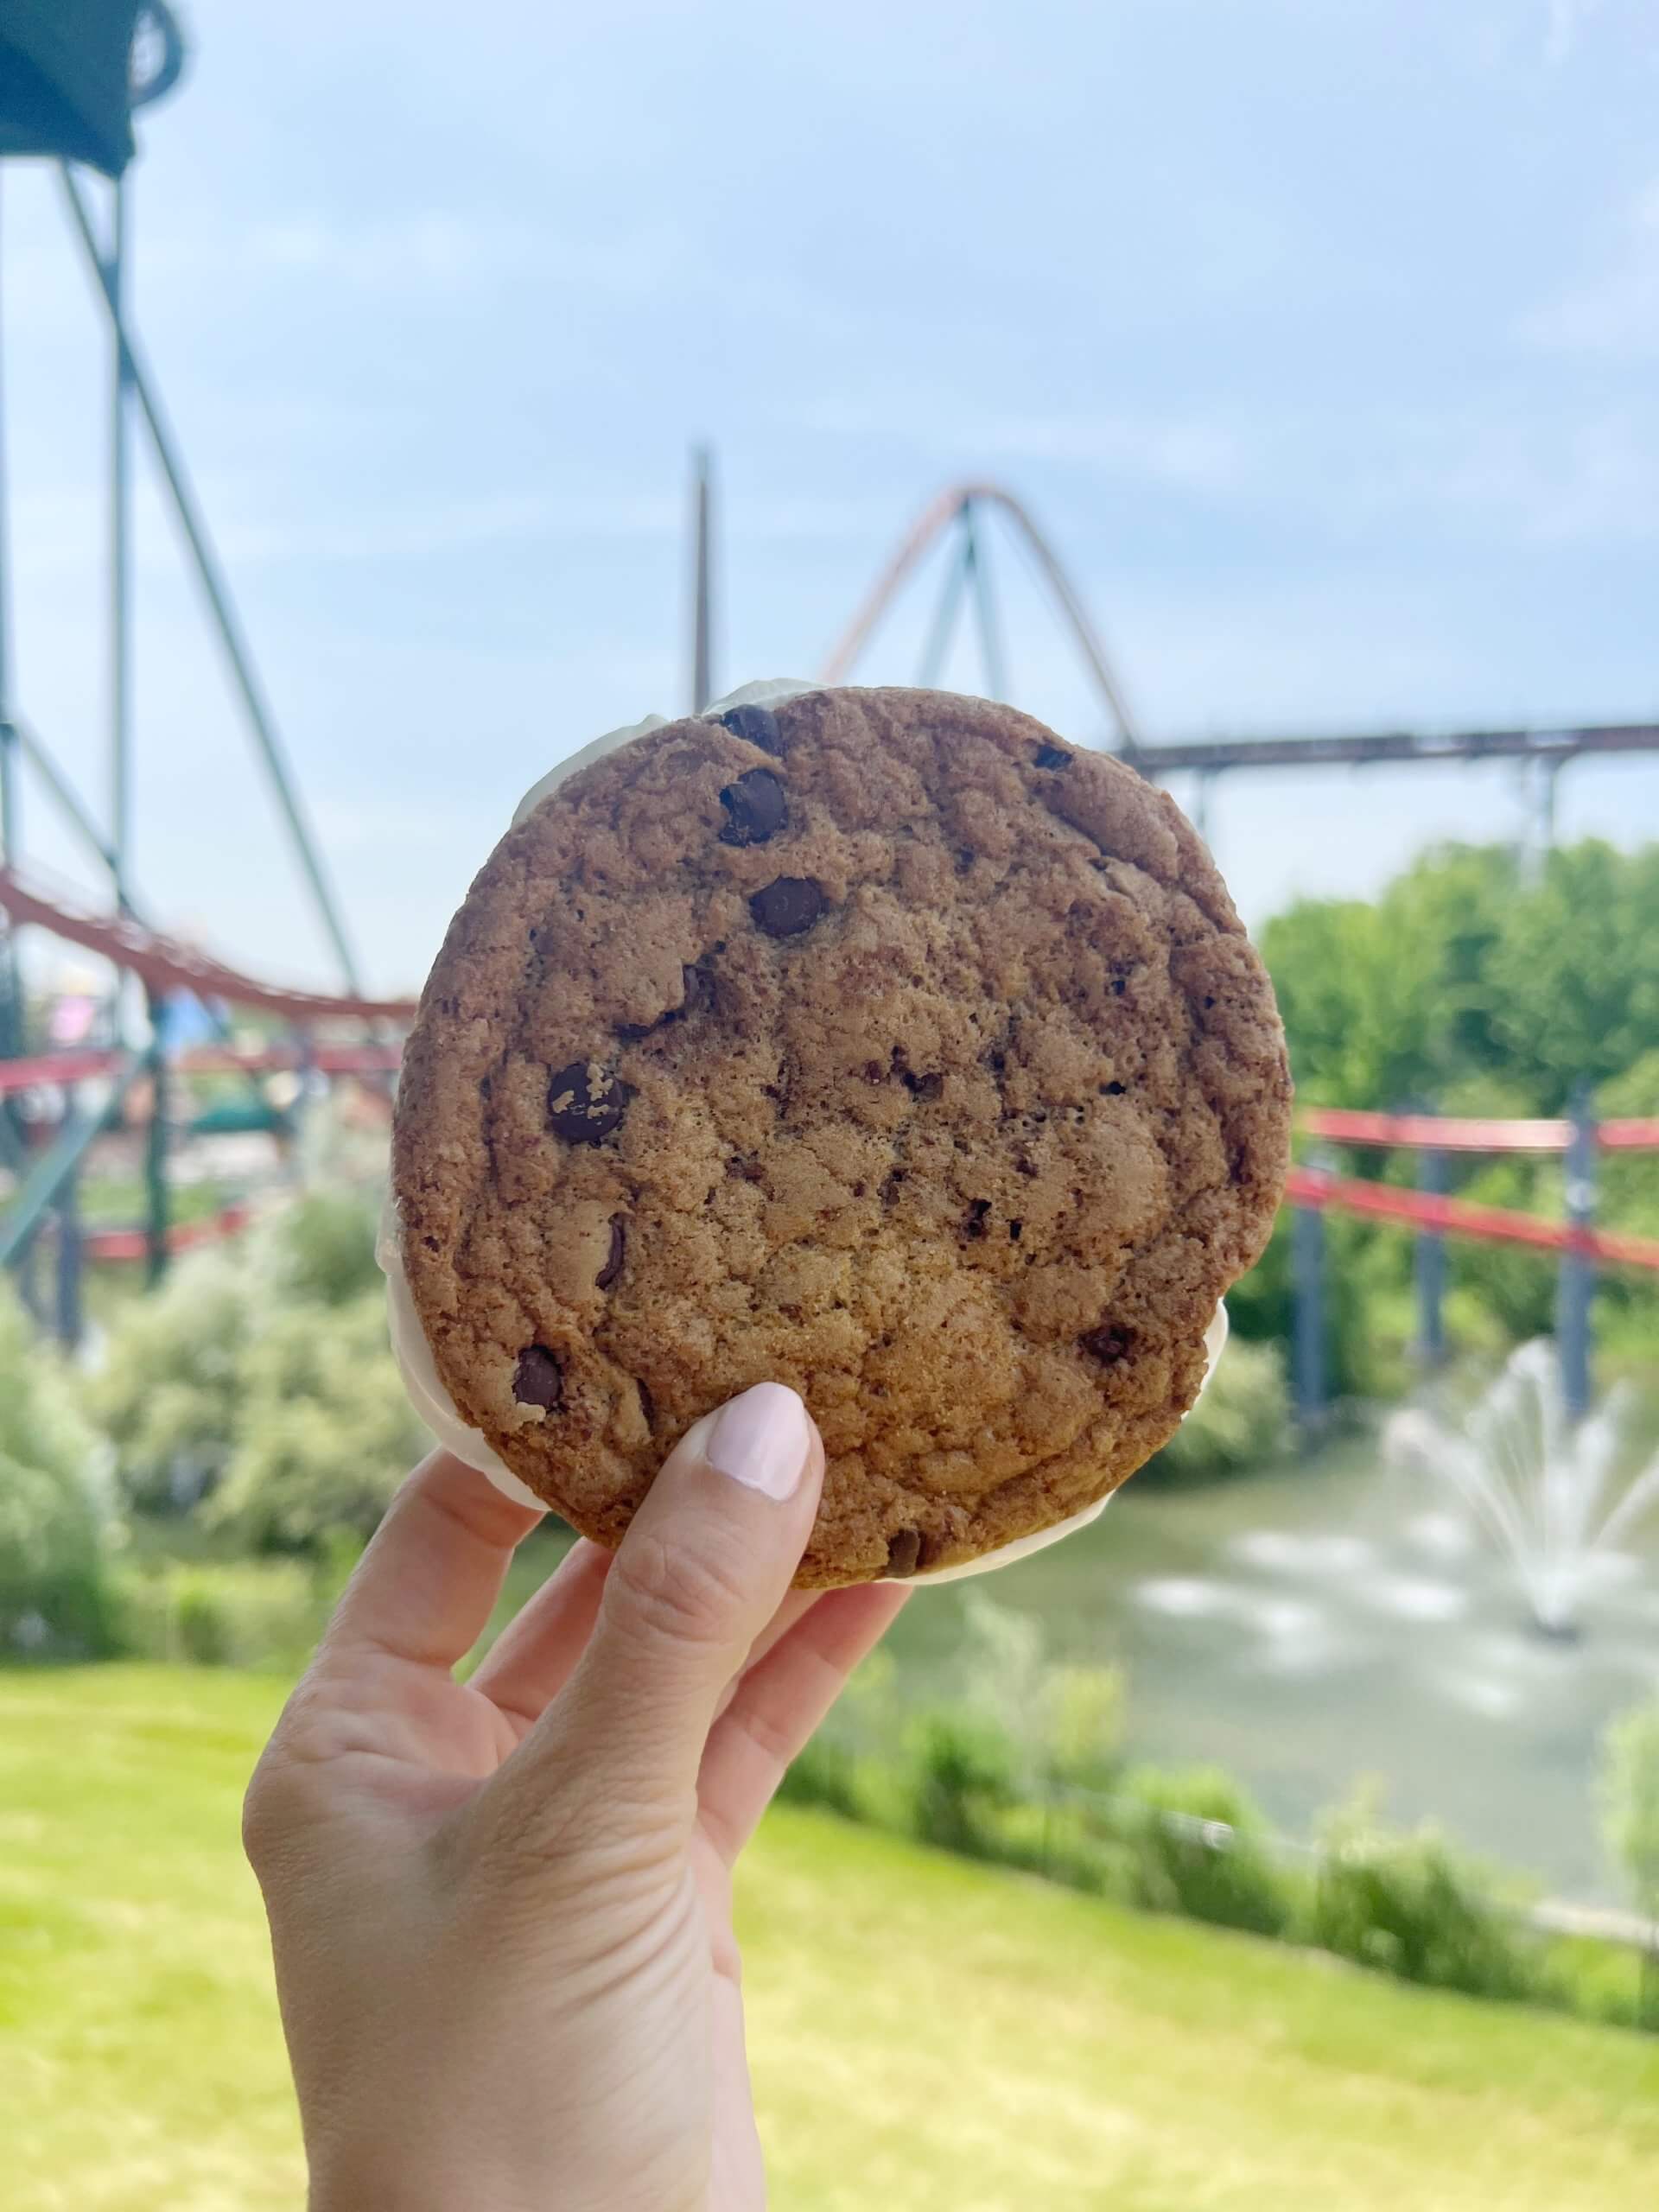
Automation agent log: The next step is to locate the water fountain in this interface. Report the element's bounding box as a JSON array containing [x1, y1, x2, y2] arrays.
[[1384, 1340, 1659, 1639]]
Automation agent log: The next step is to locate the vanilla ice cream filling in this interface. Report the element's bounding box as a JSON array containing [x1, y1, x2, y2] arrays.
[[380, 680, 1230, 1581]]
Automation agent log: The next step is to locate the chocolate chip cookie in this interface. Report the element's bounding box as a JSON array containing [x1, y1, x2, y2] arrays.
[[391, 686, 1291, 1586]]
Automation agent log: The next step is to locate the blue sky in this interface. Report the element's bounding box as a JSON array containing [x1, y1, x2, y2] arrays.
[[6, 0, 1658, 994]]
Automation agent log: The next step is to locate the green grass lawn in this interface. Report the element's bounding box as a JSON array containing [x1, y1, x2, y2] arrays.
[[3, 1669, 1656, 2211]]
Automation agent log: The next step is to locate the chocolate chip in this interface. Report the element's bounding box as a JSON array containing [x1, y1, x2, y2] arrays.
[[1080, 1324, 1135, 1366], [1034, 743, 1072, 770], [512, 1345, 564, 1410], [1008, 1218, 1024, 1241], [595, 1215, 626, 1290], [548, 1060, 633, 1144], [963, 1198, 992, 1240], [1111, 978, 1128, 997], [719, 767, 788, 847], [1102, 1080, 1126, 1096], [885, 1529, 924, 1577], [750, 877, 823, 938], [988, 1047, 1007, 1075], [718, 702, 783, 754], [903, 1068, 944, 1100]]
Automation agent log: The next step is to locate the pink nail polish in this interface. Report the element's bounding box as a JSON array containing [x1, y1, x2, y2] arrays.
[[704, 1383, 811, 1500]]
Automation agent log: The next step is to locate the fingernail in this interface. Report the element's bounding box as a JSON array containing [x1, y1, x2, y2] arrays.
[[704, 1383, 812, 1501]]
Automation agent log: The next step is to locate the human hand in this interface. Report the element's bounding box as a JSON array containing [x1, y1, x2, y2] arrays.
[[243, 1383, 907, 2212]]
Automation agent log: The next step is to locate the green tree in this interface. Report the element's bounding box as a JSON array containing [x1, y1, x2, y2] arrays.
[[1258, 837, 1659, 1379], [1485, 844, 1659, 1107]]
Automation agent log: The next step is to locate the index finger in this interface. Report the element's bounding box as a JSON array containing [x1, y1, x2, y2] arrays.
[[321, 1449, 545, 1674]]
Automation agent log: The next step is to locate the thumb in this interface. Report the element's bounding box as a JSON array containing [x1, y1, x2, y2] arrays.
[[499, 1382, 823, 1840]]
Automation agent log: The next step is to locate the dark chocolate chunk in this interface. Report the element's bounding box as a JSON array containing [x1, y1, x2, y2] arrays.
[[718, 767, 788, 847], [548, 1060, 633, 1145], [750, 877, 823, 938], [512, 1345, 564, 1410], [903, 1068, 944, 1100], [1102, 1080, 1126, 1096], [1034, 743, 1072, 770], [1080, 1324, 1135, 1366], [595, 1215, 626, 1290], [718, 702, 784, 753], [885, 1528, 924, 1577], [963, 1198, 992, 1240], [1008, 1218, 1024, 1241]]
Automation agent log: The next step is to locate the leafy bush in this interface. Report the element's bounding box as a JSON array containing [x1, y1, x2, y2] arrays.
[[92, 1188, 390, 1522], [1602, 1699, 1659, 1916], [1116, 1764, 1293, 1936], [112, 1558, 334, 1671], [251, 1187, 385, 1309], [205, 1292, 429, 1549], [775, 1735, 866, 1819], [1600, 1699, 1659, 2027], [1147, 1338, 1290, 1484], [0, 1281, 118, 1656], [90, 1249, 255, 1512], [1313, 1784, 1544, 2003], [909, 1708, 1021, 1860], [956, 1589, 1048, 1758], [1040, 1662, 1127, 1793]]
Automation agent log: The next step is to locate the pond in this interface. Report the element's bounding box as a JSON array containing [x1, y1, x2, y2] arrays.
[[881, 1437, 1659, 1903]]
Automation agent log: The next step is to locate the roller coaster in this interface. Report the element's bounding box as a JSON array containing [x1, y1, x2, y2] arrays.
[[3, 7, 1656, 1388]]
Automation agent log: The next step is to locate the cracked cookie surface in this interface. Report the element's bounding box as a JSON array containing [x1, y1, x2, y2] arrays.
[[392, 686, 1292, 1586]]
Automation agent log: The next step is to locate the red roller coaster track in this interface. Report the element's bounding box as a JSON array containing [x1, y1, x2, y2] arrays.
[[0, 868, 416, 1025], [820, 482, 1141, 750], [0, 1041, 404, 1099], [1287, 1166, 1659, 1274], [1301, 1106, 1659, 1154]]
